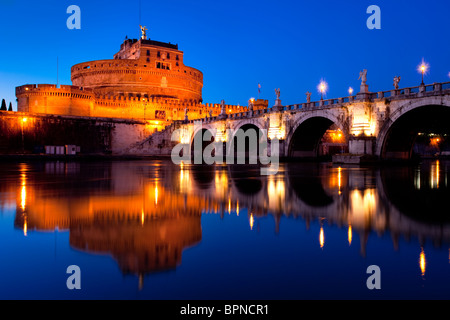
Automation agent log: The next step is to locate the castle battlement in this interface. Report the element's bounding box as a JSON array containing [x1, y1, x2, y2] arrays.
[[16, 84, 94, 99]]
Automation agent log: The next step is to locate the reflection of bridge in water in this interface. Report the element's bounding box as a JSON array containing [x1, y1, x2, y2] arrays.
[[9, 160, 450, 280]]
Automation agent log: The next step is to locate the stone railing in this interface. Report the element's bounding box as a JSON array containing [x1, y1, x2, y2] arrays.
[[283, 81, 450, 112]]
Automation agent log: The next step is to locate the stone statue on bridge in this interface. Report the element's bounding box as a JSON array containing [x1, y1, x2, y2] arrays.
[[306, 92, 311, 103], [358, 69, 369, 93], [359, 69, 367, 85], [393, 76, 401, 90], [220, 99, 226, 115], [275, 88, 281, 100], [219, 99, 227, 119]]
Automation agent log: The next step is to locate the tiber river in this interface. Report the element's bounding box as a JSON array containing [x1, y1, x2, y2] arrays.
[[0, 159, 449, 299]]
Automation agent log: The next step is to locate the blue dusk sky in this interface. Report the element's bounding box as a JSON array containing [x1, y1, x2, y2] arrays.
[[0, 0, 449, 109]]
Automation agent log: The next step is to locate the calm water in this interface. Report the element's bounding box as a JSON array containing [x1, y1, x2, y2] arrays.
[[0, 159, 449, 300]]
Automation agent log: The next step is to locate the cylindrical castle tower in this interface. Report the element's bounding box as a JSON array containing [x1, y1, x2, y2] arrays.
[[71, 38, 203, 103]]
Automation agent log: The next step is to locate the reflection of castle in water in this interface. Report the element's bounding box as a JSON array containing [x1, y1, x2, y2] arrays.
[[12, 160, 450, 278]]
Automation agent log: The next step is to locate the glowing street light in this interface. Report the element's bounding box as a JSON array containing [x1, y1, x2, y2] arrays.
[[418, 59, 429, 85], [348, 87, 354, 96], [318, 80, 328, 100]]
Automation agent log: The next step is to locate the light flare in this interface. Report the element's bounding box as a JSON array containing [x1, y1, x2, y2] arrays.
[[420, 247, 426, 277]]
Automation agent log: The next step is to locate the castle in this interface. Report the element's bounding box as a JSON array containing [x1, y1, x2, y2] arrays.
[[15, 28, 266, 133]]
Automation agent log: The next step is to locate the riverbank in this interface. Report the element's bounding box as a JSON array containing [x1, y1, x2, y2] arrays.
[[0, 153, 174, 162]]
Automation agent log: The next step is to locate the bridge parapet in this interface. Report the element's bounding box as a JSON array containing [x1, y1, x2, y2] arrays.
[[283, 81, 450, 112], [373, 81, 450, 100]]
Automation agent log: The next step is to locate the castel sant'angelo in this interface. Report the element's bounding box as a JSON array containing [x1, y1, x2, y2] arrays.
[[15, 26, 265, 132]]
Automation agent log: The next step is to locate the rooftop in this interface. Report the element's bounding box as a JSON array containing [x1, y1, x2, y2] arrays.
[[122, 38, 179, 50]]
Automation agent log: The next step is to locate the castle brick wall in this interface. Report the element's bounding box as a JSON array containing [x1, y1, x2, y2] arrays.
[[16, 84, 248, 123]]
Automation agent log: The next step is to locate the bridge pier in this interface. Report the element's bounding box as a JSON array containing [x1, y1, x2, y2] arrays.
[[333, 136, 377, 164]]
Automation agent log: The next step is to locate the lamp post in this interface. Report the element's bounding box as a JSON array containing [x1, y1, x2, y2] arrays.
[[418, 60, 429, 85], [318, 80, 327, 100]]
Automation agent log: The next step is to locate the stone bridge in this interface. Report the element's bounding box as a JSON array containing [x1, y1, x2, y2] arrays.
[[128, 80, 450, 162]]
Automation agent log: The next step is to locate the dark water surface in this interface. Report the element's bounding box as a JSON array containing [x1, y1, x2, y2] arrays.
[[0, 159, 449, 299]]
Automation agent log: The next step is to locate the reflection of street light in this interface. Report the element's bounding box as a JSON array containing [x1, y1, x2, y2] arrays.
[[318, 80, 328, 100], [418, 59, 429, 85]]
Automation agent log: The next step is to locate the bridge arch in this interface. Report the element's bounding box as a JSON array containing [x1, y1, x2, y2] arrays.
[[376, 96, 450, 159], [286, 111, 349, 158], [189, 123, 215, 147], [189, 123, 216, 163], [227, 118, 267, 164], [229, 118, 266, 135]]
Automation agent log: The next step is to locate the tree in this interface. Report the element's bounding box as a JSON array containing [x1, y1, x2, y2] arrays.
[[8, 102, 12, 111], [0, 99, 6, 111]]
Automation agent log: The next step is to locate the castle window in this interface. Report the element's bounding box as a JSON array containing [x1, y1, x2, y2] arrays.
[[147, 50, 150, 56], [176, 62, 179, 66], [176, 55, 179, 61], [167, 53, 170, 59], [156, 62, 171, 70], [147, 58, 150, 62], [157, 51, 161, 58]]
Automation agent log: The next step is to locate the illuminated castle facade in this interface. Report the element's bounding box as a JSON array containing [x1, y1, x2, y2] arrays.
[[16, 30, 252, 131]]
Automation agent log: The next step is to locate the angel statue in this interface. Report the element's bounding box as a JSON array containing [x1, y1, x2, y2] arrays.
[[358, 69, 367, 85], [306, 92, 311, 103], [220, 99, 226, 115], [275, 88, 281, 100], [393, 76, 401, 90], [140, 25, 148, 40]]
